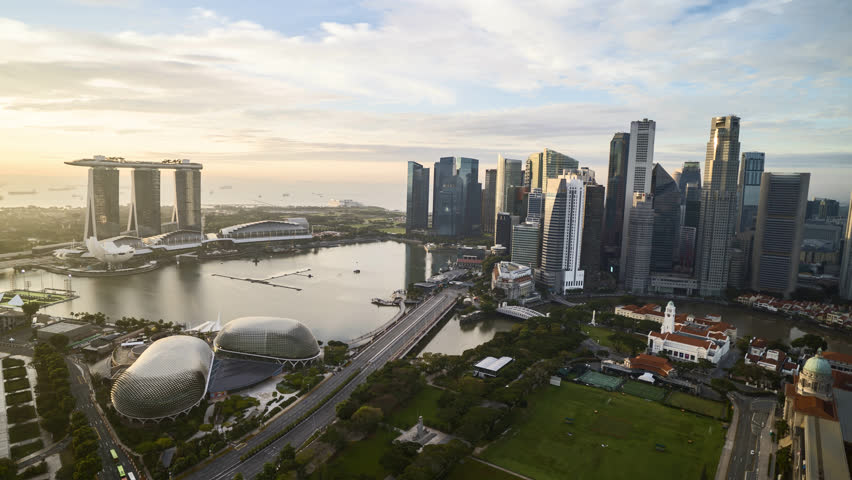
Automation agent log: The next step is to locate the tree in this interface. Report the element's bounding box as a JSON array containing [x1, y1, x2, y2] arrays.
[[22, 301, 40, 318], [49, 334, 70, 351], [791, 334, 828, 352], [380, 441, 421, 475], [351, 405, 383, 433], [0, 458, 16, 480], [775, 419, 789, 438], [232, 474, 244, 480]]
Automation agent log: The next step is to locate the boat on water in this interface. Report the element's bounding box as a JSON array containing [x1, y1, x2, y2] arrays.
[[8, 190, 36, 195], [48, 186, 77, 191], [282, 193, 290, 197], [353, 269, 361, 274]]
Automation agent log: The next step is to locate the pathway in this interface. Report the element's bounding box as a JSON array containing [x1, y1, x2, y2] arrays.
[[470, 456, 533, 480]]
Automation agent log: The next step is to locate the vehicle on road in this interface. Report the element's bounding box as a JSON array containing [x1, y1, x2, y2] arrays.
[[118, 465, 126, 479], [110, 449, 118, 462]]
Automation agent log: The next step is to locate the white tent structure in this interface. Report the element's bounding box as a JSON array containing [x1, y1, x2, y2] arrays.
[[638, 372, 656, 384], [7, 295, 24, 307]]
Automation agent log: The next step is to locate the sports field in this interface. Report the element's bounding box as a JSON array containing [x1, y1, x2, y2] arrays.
[[666, 392, 729, 419], [481, 382, 725, 480], [0, 289, 75, 307], [621, 380, 667, 401], [577, 371, 624, 391]]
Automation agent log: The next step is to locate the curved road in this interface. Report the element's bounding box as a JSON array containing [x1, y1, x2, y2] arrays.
[[187, 288, 460, 480]]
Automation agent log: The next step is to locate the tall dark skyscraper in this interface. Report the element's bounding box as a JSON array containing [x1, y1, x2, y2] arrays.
[[696, 115, 741, 297], [526, 188, 544, 224], [603, 132, 630, 274], [495, 155, 523, 232], [819, 198, 840, 218], [481, 169, 497, 234], [683, 183, 701, 229], [582, 183, 604, 291], [495, 212, 513, 251], [737, 152, 764, 232], [624, 193, 654, 294], [751, 173, 809, 298], [431, 157, 481, 237], [85, 167, 120, 239], [650, 164, 681, 273], [405, 161, 430, 233], [172, 169, 202, 231], [841, 192, 852, 300], [128, 168, 161, 238], [677, 161, 701, 201]]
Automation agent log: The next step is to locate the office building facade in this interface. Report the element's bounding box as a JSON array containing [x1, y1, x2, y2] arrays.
[[751, 173, 810, 298], [481, 169, 497, 234], [624, 193, 655, 294], [677, 161, 701, 199], [650, 164, 681, 273], [511, 222, 540, 269], [495, 212, 514, 251], [696, 115, 741, 297], [405, 162, 430, 233], [840, 193, 852, 300], [455, 157, 482, 236], [737, 152, 765, 232], [84, 167, 121, 240], [526, 188, 544, 224], [603, 132, 630, 274], [582, 183, 605, 291], [539, 175, 585, 293], [619, 119, 656, 281], [495, 156, 524, 229], [432, 157, 459, 236], [528, 148, 579, 193]]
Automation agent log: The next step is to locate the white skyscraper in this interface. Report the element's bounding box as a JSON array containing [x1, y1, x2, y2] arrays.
[[538, 172, 585, 293], [619, 118, 656, 282], [623, 193, 654, 294]]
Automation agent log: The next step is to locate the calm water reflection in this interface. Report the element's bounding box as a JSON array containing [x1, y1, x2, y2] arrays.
[[419, 314, 517, 356]]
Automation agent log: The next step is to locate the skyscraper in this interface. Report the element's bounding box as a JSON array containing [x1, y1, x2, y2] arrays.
[[505, 186, 530, 223], [455, 157, 481, 236], [528, 149, 579, 192], [481, 169, 497, 235], [840, 192, 852, 300], [432, 158, 462, 237], [84, 167, 120, 239], [603, 132, 630, 273], [526, 188, 544, 224], [696, 115, 741, 297], [683, 183, 701, 229], [737, 152, 765, 232], [405, 161, 430, 233], [651, 164, 681, 273], [511, 222, 540, 268], [538, 174, 585, 293], [750, 173, 810, 298], [582, 183, 605, 291], [619, 119, 656, 281], [624, 193, 654, 294], [495, 212, 514, 251], [172, 169, 202, 231], [495, 155, 523, 230], [819, 198, 841, 218], [128, 168, 161, 238], [677, 162, 702, 199]]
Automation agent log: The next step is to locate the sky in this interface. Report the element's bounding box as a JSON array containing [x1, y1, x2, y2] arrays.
[[0, 0, 850, 206]]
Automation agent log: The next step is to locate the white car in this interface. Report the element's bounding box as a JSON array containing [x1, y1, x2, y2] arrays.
[[750, 450, 755, 455]]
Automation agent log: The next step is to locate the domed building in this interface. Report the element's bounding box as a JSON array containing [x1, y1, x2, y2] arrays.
[[213, 316, 321, 367], [111, 335, 214, 422], [783, 350, 850, 480]]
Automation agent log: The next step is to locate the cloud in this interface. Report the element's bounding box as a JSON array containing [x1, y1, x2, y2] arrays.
[[0, 0, 849, 202]]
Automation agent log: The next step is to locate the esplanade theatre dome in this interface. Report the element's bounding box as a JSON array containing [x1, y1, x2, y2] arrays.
[[213, 316, 321, 365], [111, 335, 213, 421]]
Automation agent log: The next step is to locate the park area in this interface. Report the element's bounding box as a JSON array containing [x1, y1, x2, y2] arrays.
[[481, 382, 726, 480], [0, 289, 75, 308], [621, 380, 667, 401], [666, 392, 730, 420], [386, 385, 443, 429]]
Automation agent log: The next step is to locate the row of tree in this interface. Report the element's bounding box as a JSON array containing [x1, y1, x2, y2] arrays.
[[32, 343, 74, 440], [55, 411, 102, 480]]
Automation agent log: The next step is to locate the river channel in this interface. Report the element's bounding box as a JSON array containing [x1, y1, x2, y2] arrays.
[[4, 240, 852, 354]]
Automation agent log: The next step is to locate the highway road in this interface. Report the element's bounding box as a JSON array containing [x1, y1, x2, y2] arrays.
[[67, 358, 140, 480], [187, 287, 460, 480], [723, 394, 776, 480]]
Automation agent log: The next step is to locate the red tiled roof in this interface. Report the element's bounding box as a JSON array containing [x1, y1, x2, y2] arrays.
[[793, 395, 837, 421], [751, 338, 767, 348], [832, 370, 852, 391], [629, 354, 674, 377], [823, 351, 852, 365]]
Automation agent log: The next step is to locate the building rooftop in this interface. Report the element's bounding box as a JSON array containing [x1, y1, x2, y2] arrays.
[[66, 157, 202, 170], [823, 351, 852, 365], [40, 322, 88, 334], [474, 356, 514, 372]]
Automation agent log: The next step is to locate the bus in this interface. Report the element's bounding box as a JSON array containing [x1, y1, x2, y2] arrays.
[[117, 465, 126, 478], [110, 449, 119, 462]]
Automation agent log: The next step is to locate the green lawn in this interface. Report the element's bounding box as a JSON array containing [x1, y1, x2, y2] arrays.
[[4, 377, 30, 392], [1, 289, 75, 307], [447, 457, 526, 480], [11, 439, 43, 460], [581, 325, 616, 348], [9, 421, 41, 443], [622, 380, 667, 401], [666, 392, 729, 420], [313, 428, 397, 479], [386, 385, 444, 429], [6, 390, 33, 406], [481, 382, 726, 480]]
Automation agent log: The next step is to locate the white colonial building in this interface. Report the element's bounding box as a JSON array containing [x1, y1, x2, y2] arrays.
[[491, 261, 535, 301], [647, 301, 732, 364]]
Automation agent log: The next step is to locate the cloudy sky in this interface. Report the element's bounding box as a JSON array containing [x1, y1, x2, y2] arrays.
[[1, 0, 850, 203]]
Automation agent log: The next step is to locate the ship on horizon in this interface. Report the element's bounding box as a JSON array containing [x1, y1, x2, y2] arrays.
[[8, 189, 37, 195]]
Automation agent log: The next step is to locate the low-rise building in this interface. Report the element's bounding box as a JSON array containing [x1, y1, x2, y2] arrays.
[[491, 261, 534, 301], [744, 337, 798, 375], [647, 301, 733, 364], [624, 354, 674, 378], [473, 356, 513, 378], [0, 308, 27, 331], [457, 247, 488, 270], [823, 351, 852, 374], [37, 321, 97, 342]]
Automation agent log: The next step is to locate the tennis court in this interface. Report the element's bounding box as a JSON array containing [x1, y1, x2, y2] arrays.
[[576, 371, 624, 391], [621, 380, 667, 401]]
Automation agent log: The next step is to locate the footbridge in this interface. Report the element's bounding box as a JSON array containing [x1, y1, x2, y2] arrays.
[[496, 304, 548, 320]]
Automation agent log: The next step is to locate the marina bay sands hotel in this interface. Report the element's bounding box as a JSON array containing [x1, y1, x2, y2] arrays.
[[66, 156, 203, 240]]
